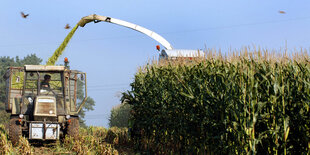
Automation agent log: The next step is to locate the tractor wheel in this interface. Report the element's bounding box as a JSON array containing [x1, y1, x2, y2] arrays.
[[9, 118, 22, 146], [67, 117, 79, 139]]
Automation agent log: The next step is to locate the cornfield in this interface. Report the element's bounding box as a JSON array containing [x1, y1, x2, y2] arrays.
[[123, 48, 310, 154]]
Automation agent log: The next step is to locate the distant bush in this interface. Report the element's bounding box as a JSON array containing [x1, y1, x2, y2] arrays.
[[109, 103, 132, 128]]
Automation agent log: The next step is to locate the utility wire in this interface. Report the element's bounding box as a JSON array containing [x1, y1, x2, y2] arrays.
[[87, 88, 126, 92], [0, 16, 310, 48], [87, 85, 130, 90], [87, 83, 129, 88], [162, 16, 310, 34]]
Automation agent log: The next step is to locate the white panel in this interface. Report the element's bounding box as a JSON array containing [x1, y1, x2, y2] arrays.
[[30, 123, 43, 139], [37, 99, 54, 103], [46, 124, 59, 139], [30, 123, 59, 140]]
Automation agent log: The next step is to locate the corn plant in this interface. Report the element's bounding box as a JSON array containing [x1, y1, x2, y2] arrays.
[[0, 124, 13, 154], [123, 49, 310, 154]]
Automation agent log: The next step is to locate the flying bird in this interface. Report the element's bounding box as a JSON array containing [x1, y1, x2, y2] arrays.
[[278, 11, 286, 14], [20, 12, 29, 18], [64, 24, 71, 29]]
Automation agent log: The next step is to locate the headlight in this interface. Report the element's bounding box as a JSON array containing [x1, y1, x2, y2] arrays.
[[49, 110, 53, 114], [65, 115, 71, 120], [19, 114, 24, 119]]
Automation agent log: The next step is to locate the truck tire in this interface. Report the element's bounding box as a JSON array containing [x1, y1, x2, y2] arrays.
[[67, 117, 79, 139], [9, 118, 22, 146]]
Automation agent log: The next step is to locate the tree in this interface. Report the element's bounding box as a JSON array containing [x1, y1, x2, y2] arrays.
[[77, 81, 95, 128], [109, 102, 132, 128]]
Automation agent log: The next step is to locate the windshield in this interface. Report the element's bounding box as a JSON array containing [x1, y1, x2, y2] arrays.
[[24, 72, 63, 96]]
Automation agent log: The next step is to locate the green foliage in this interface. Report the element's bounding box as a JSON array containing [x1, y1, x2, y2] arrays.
[[123, 53, 310, 154], [77, 79, 95, 128], [17, 54, 43, 66], [109, 103, 132, 128]]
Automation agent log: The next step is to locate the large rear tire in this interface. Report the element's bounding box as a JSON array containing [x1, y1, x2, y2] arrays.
[[67, 117, 79, 139], [9, 117, 22, 146]]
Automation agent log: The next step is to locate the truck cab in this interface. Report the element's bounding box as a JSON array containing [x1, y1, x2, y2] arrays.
[[4, 64, 87, 145]]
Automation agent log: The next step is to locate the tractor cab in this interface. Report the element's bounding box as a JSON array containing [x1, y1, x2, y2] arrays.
[[4, 64, 87, 144]]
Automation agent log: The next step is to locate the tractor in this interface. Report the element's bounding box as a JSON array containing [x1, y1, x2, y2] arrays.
[[3, 58, 87, 145]]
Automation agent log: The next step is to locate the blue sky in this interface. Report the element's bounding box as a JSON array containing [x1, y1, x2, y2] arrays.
[[1, 0, 310, 127]]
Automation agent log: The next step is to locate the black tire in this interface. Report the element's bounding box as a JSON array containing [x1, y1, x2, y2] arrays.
[[67, 117, 79, 139], [9, 118, 22, 146]]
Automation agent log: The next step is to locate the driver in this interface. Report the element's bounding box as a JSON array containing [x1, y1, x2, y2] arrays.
[[41, 74, 51, 89]]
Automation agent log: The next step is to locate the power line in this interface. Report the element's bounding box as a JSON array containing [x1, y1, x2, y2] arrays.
[[87, 86, 130, 90], [161, 16, 310, 34], [87, 83, 129, 88], [0, 16, 310, 48], [87, 88, 129, 92]]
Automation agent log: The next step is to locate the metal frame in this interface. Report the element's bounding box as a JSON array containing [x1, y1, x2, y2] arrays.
[[5, 67, 24, 112], [76, 73, 87, 114], [68, 71, 88, 114]]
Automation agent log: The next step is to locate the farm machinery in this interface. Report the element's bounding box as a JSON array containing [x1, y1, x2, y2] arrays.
[[3, 14, 201, 145], [3, 59, 87, 145], [77, 14, 204, 60]]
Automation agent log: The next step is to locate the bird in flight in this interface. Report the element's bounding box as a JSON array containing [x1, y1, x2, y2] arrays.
[[278, 11, 286, 14], [20, 12, 29, 18], [65, 24, 71, 29]]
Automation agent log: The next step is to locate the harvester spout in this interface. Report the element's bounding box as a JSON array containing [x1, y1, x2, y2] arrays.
[[77, 14, 102, 27], [77, 14, 173, 50], [47, 14, 174, 65]]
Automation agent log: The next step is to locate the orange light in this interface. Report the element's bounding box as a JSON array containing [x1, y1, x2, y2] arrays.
[[68, 119, 71, 123], [18, 119, 22, 122], [156, 45, 160, 51], [64, 57, 69, 63]]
